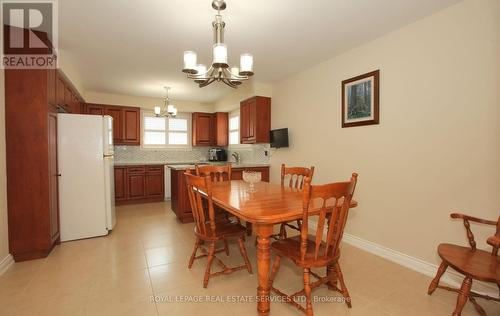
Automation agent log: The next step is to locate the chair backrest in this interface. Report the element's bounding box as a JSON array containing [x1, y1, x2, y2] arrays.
[[281, 164, 315, 190], [196, 164, 232, 182], [185, 173, 216, 237], [300, 173, 358, 261]]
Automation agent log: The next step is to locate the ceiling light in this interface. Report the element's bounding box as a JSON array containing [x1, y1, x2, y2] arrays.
[[154, 87, 177, 117], [182, 0, 254, 88]]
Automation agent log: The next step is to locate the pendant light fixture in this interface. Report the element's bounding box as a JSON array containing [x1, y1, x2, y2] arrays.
[[182, 0, 254, 88], [154, 87, 177, 117]]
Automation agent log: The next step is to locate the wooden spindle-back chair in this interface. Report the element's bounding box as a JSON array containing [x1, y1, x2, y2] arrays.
[[185, 173, 252, 288], [269, 173, 358, 316], [428, 213, 500, 316], [277, 164, 315, 239], [195, 164, 232, 182]]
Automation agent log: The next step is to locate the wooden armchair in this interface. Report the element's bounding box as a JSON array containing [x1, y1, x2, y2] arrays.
[[185, 173, 252, 288], [269, 173, 358, 316], [428, 213, 500, 316]]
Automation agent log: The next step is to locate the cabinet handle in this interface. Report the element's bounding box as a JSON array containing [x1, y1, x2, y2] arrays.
[[57, 174, 61, 177]]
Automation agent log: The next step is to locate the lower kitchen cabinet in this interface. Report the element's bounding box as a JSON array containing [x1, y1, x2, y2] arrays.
[[170, 166, 270, 223], [114, 165, 164, 204]]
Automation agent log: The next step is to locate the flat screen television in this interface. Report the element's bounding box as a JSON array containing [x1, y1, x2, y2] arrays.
[[270, 128, 289, 148]]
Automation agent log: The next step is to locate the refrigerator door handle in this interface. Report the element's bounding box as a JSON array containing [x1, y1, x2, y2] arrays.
[[103, 154, 114, 158]]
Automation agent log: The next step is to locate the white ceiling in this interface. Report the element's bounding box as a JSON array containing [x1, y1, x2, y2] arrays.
[[58, 0, 460, 103]]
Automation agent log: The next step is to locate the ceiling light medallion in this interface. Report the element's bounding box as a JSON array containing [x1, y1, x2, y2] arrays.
[[154, 87, 178, 117], [182, 0, 254, 88]]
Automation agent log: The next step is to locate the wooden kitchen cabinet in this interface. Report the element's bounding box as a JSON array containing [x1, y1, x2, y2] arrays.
[[192, 112, 229, 147], [122, 108, 141, 145], [232, 166, 270, 182], [85, 104, 141, 146], [104, 107, 123, 143], [56, 71, 84, 114], [240, 96, 271, 144], [114, 165, 164, 205], [192, 112, 214, 146], [214, 112, 229, 146], [114, 166, 127, 201]]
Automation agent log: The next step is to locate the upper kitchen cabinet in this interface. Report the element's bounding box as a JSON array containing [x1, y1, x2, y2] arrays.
[[240, 96, 271, 144], [84, 104, 141, 146], [192, 112, 214, 146], [214, 112, 229, 146], [56, 70, 84, 114], [192, 112, 229, 147]]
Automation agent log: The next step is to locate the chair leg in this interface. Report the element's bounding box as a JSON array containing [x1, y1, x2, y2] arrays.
[[188, 237, 200, 269], [279, 223, 287, 239], [223, 239, 230, 256], [452, 277, 472, 316], [326, 264, 337, 290], [335, 263, 352, 308], [303, 268, 314, 316], [237, 237, 253, 274], [203, 241, 216, 288], [428, 261, 448, 295], [268, 255, 281, 287]]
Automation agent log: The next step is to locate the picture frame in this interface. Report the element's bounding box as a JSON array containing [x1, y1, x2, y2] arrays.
[[342, 70, 379, 128]]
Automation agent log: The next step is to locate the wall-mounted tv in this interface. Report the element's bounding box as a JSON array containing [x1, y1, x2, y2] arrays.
[[270, 128, 289, 148]]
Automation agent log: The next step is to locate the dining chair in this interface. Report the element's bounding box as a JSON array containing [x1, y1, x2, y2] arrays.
[[195, 164, 232, 182], [277, 164, 315, 239], [269, 173, 358, 316], [185, 173, 252, 288], [428, 213, 500, 316]]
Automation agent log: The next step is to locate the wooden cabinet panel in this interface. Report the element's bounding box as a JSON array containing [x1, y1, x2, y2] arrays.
[[146, 173, 164, 197], [240, 96, 271, 144], [85, 104, 104, 115], [47, 68, 56, 106], [114, 166, 127, 201], [48, 113, 60, 243], [231, 167, 270, 182], [192, 112, 214, 146], [214, 112, 228, 146], [104, 107, 123, 142], [122, 108, 140, 145], [56, 75, 65, 107], [127, 174, 146, 199]]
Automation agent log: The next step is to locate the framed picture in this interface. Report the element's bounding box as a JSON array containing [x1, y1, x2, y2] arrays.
[[342, 70, 379, 128]]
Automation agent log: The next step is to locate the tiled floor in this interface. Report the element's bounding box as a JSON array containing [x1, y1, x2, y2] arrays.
[[1, 202, 498, 316]]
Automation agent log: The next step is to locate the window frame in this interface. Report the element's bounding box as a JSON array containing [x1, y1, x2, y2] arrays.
[[228, 109, 252, 149], [141, 110, 191, 149]]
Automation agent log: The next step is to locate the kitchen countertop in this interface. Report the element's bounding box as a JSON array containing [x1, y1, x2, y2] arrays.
[[114, 161, 270, 169]]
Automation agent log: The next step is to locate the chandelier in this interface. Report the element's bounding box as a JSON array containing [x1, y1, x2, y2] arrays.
[[154, 87, 178, 117], [182, 0, 254, 88]]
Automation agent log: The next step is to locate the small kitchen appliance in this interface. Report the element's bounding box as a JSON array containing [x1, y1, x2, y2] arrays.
[[208, 148, 227, 162]]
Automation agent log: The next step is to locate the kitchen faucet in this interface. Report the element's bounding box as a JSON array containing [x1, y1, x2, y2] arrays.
[[232, 152, 240, 163]]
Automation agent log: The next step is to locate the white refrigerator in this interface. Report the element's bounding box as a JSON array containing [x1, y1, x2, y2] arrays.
[[58, 114, 116, 242]]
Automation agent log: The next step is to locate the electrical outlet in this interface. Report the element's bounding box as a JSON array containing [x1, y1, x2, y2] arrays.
[[265, 150, 268, 156]]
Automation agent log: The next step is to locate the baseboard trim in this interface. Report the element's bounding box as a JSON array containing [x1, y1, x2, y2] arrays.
[[342, 233, 497, 296], [0, 253, 14, 276]]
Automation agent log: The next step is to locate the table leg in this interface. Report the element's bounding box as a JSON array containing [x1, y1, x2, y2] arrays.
[[255, 223, 273, 316]]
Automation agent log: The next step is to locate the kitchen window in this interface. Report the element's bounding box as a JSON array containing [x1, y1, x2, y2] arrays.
[[142, 111, 190, 147], [229, 113, 239, 145]]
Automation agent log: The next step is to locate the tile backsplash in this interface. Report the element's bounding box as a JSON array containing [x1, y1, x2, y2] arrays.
[[114, 144, 270, 164]]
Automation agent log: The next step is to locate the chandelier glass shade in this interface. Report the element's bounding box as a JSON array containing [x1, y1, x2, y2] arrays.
[[182, 0, 254, 88], [154, 87, 177, 117]]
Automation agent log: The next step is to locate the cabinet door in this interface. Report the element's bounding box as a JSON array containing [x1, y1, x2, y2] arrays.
[[104, 107, 123, 142], [192, 112, 214, 146], [114, 167, 127, 201], [240, 101, 249, 142], [146, 172, 164, 198], [127, 174, 146, 199], [64, 86, 72, 112], [86, 104, 105, 115], [48, 113, 60, 243], [122, 108, 140, 145], [247, 98, 256, 141], [214, 112, 228, 146]]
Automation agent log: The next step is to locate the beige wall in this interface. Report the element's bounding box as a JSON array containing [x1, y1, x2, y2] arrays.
[[270, 0, 500, 265], [0, 70, 9, 263], [214, 81, 273, 112], [84, 91, 214, 113]]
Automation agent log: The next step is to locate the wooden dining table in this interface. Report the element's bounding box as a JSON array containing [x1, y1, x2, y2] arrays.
[[202, 180, 358, 315]]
